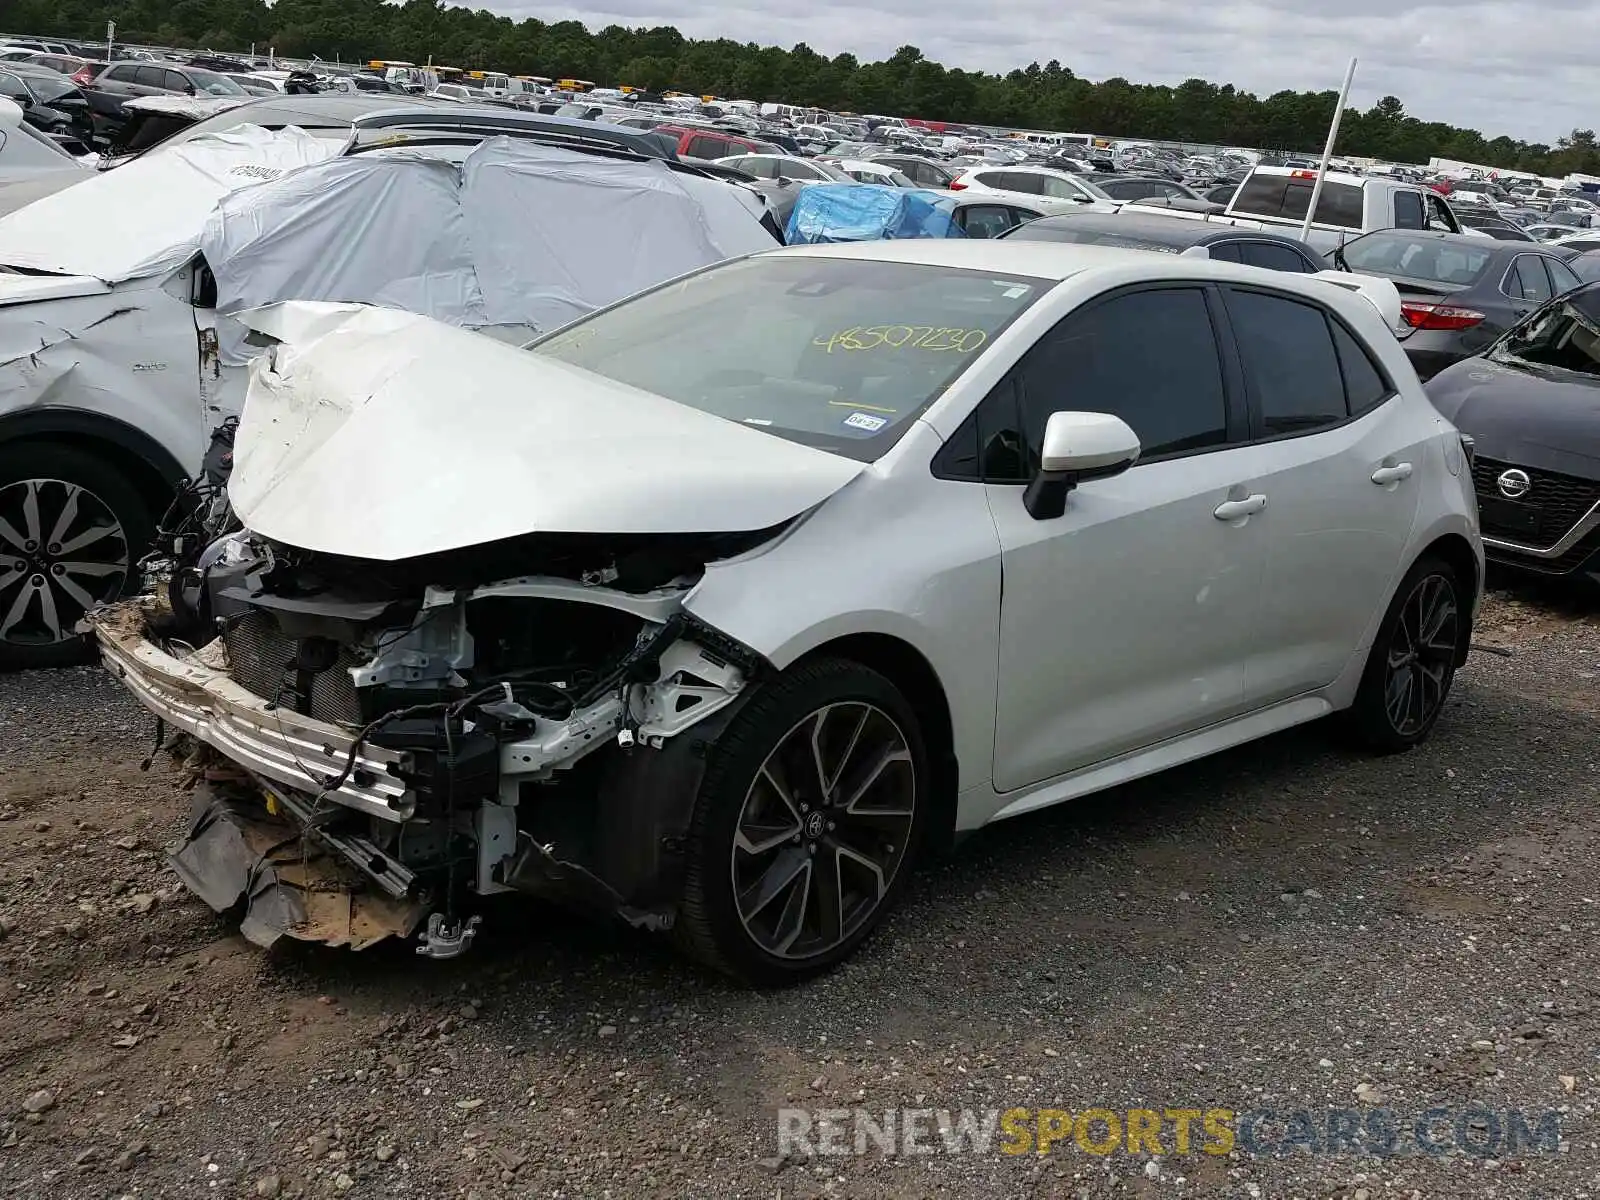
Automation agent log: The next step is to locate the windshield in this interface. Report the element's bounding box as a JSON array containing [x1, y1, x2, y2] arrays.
[[188, 69, 246, 96], [1339, 233, 1492, 287], [22, 74, 78, 104], [1491, 289, 1600, 375], [1004, 223, 1182, 252], [531, 255, 1047, 462]]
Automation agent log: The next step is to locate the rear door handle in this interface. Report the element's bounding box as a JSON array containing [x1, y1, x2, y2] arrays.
[[1371, 462, 1414, 485], [1213, 494, 1267, 521]]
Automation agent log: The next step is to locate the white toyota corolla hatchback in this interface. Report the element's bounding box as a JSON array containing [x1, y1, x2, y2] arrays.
[[89, 240, 1482, 983]]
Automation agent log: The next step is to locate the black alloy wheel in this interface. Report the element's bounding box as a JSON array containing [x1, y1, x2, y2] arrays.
[[1383, 572, 1460, 737], [675, 658, 929, 984], [1349, 555, 1464, 752], [730, 700, 916, 960]]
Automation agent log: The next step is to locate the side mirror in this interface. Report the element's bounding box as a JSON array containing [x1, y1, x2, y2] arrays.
[[184, 83, 196, 95], [1023, 411, 1140, 520]]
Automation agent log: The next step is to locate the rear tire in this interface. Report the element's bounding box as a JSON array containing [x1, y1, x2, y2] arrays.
[[674, 658, 928, 985], [1346, 555, 1462, 754], [0, 444, 152, 671]]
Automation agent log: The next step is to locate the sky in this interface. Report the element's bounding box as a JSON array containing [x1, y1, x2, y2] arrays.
[[477, 0, 1585, 145]]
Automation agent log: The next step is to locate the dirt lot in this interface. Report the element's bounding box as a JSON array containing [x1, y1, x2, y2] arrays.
[[0, 578, 1596, 1199]]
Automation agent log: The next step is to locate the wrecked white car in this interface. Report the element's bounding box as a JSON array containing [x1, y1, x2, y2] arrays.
[[0, 114, 774, 666], [87, 243, 1482, 983]]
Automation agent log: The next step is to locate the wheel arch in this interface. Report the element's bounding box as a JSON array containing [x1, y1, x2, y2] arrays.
[[0, 409, 188, 529], [793, 631, 960, 855], [1414, 532, 1480, 667]]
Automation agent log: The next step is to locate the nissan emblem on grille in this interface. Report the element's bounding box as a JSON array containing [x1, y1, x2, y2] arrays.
[[1497, 468, 1532, 499]]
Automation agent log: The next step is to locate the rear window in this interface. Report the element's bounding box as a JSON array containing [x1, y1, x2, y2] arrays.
[[532, 255, 1046, 463], [1232, 174, 1364, 229], [1340, 233, 1494, 287]]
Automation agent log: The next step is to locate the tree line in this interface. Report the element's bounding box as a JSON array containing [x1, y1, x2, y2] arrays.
[[15, 0, 1600, 177]]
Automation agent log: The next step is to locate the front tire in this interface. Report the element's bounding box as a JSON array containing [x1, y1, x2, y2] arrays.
[[0, 444, 152, 671], [1347, 555, 1463, 753], [674, 658, 928, 985]]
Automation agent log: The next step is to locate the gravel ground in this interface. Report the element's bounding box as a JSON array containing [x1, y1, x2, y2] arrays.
[[0, 579, 1596, 1199]]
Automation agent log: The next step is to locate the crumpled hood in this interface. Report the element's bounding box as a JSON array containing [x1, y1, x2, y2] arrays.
[[1426, 355, 1600, 477], [228, 302, 866, 561]]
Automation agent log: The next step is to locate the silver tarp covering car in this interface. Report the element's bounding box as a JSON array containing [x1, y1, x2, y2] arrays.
[[200, 137, 777, 335]]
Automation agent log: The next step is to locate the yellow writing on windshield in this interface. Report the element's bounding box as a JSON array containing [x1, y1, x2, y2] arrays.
[[813, 326, 989, 354]]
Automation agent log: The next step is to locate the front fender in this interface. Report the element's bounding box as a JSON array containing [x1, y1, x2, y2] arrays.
[[683, 424, 1003, 793]]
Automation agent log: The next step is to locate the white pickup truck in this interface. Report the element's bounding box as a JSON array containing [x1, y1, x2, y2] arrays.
[[1140, 165, 1466, 254]]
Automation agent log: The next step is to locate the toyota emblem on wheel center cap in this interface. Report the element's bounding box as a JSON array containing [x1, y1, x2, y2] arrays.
[[1497, 468, 1532, 499]]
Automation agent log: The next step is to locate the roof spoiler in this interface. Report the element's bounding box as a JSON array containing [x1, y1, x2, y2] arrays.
[[1310, 270, 1404, 335]]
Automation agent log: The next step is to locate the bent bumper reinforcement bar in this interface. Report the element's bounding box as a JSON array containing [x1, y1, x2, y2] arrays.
[[89, 606, 413, 822]]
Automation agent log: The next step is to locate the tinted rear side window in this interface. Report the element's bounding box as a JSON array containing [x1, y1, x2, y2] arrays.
[[686, 135, 730, 158], [1330, 321, 1392, 415], [1225, 289, 1347, 436], [1393, 190, 1425, 229], [1232, 175, 1364, 229], [1239, 241, 1316, 273]]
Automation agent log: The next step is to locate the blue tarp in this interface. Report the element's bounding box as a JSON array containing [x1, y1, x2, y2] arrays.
[[784, 183, 965, 244]]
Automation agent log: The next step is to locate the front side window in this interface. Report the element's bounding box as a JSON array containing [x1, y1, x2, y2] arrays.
[[532, 256, 1046, 463], [1013, 287, 1230, 463], [1225, 289, 1346, 435], [1545, 256, 1582, 295]]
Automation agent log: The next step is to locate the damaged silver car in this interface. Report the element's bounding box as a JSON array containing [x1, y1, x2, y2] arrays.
[[88, 242, 1482, 983]]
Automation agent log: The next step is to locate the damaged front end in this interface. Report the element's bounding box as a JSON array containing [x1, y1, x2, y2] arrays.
[[90, 526, 770, 958]]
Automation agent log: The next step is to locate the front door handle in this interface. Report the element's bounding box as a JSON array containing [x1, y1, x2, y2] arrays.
[[1371, 462, 1414, 485], [1213, 494, 1267, 521]]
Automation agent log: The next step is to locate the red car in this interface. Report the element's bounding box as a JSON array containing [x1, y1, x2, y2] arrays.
[[652, 124, 779, 160]]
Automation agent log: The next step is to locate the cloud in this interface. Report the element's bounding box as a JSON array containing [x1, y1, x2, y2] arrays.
[[463, 0, 1585, 144]]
